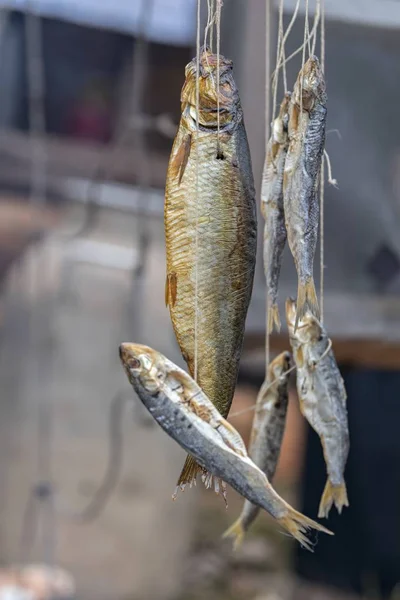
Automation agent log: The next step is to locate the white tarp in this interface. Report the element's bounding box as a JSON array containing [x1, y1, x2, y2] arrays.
[[0, 0, 197, 45]]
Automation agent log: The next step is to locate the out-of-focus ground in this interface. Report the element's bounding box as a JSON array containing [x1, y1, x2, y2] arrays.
[[0, 196, 360, 600], [0, 197, 197, 600]]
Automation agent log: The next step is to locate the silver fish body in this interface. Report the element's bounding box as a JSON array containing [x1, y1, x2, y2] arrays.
[[225, 351, 291, 545], [284, 56, 327, 329], [261, 94, 291, 332], [286, 298, 349, 518], [119, 343, 332, 549]]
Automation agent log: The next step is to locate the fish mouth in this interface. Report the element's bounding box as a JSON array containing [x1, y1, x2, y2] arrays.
[[119, 342, 153, 370], [271, 350, 292, 380], [285, 297, 297, 328], [282, 351, 292, 371], [181, 48, 240, 131], [119, 342, 132, 364], [294, 55, 326, 109]]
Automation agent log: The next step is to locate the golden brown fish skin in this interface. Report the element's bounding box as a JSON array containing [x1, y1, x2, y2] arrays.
[[261, 93, 291, 333], [120, 343, 333, 551], [165, 48, 257, 488], [284, 56, 327, 330], [224, 351, 291, 546], [285, 298, 349, 518]]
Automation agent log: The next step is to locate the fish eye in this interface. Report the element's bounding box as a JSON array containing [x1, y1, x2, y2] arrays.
[[129, 357, 141, 370]]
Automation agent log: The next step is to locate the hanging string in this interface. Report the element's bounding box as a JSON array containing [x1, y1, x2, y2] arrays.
[[230, 364, 297, 418], [320, 0, 326, 322], [271, 0, 286, 121], [216, 0, 223, 154], [194, 0, 201, 381], [229, 337, 332, 420], [323, 149, 337, 186], [311, 0, 321, 55], [265, 0, 271, 377], [273, 2, 319, 76], [298, 0, 313, 161], [272, 0, 300, 81], [204, 0, 216, 52], [210, 0, 215, 50], [304, 0, 311, 56], [279, 0, 287, 93]]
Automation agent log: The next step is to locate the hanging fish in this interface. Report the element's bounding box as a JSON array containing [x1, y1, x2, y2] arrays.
[[164, 48, 257, 491], [286, 298, 349, 518], [284, 55, 327, 330], [119, 343, 333, 550], [223, 351, 291, 547], [261, 93, 291, 333]]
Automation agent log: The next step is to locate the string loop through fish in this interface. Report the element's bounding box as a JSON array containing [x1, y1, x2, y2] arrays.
[[229, 337, 333, 420]]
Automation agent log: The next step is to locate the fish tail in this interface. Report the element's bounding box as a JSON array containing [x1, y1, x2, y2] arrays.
[[222, 517, 245, 550], [176, 454, 203, 489], [277, 506, 333, 552], [268, 303, 281, 333], [295, 278, 320, 331], [318, 480, 349, 519]]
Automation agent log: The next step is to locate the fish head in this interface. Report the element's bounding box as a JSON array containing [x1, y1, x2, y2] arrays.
[[293, 55, 326, 111], [181, 47, 240, 132], [279, 92, 291, 128], [119, 343, 167, 393], [285, 297, 298, 333], [269, 351, 292, 382], [271, 92, 291, 144], [285, 298, 322, 344]]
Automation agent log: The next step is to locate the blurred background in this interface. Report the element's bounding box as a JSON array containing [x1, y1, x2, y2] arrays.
[[0, 0, 399, 599]]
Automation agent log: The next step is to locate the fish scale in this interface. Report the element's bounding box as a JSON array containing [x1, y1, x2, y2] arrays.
[[164, 49, 257, 490], [283, 56, 327, 330]]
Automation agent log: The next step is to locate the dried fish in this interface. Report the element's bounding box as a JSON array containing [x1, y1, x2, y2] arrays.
[[223, 351, 291, 547], [261, 93, 291, 332], [165, 48, 257, 489], [284, 56, 327, 330], [286, 298, 349, 518], [119, 343, 333, 550]]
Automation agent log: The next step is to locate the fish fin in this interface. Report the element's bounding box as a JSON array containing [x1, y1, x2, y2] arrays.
[[165, 272, 177, 308], [268, 303, 281, 333], [276, 506, 333, 552], [295, 346, 304, 368], [216, 419, 248, 458], [201, 472, 228, 504], [176, 454, 203, 489], [170, 133, 191, 184], [222, 517, 245, 550], [318, 480, 349, 519], [295, 278, 320, 331]]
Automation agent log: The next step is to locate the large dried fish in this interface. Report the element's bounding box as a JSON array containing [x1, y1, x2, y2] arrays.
[[284, 56, 327, 330], [223, 351, 291, 547], [286, 298, 349, 518], [119, 343, 332, 550], [261, 93, 291, 332], [164, 48, 257, 489]]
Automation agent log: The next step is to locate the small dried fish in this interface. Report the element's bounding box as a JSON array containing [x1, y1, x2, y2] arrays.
[[286, 298, 349, 518], [223, 351, 291, 547], [164, 48, 257, 489], [119, 343, 333, 550], [261, 93, 291, 332], [284, 56, 327, 330]]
